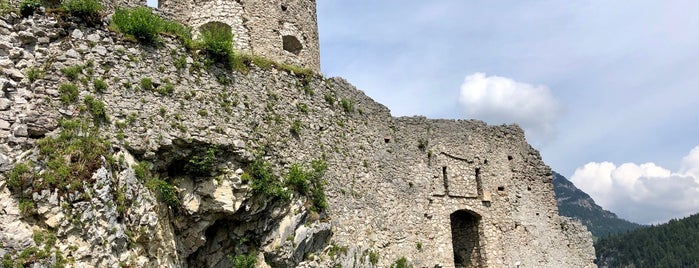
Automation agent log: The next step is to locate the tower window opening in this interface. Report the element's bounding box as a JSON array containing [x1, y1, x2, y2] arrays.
[[282, 35, 303, 55]]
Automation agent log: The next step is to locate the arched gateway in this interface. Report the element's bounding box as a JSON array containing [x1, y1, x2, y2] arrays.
[[451, 210, 483, 268]]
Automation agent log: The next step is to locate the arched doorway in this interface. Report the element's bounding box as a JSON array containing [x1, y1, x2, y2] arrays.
[[451, 210, 482, 268]]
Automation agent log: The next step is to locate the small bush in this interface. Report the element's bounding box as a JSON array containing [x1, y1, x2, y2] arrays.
[[199, 22, 234, 65], [285, 164, 309, 194], [132, 161, 151, 181], [145, 178, 179, 207], [174, 55, 187, 70], [158, 82, 175, 95], [58, 83, 79, 104], [62, 0, 102, 21], [242, 159, 290, 200], [26, 67, 44, 83], [83, 95, 108, 123], [290, 119, 302, 135], [296, 103, 309, 114], [340, 98, 354, 113], [369, 251, 380, 265], [7, 163, 31, 191], [0, 0, 13, 16], [231, 252, 257, 268], [93, 78, 107, 93], [18, 198, 35, 216], [19, 0, 39, 17], [186, 146, 218, 176], [283, 160, 328, 212], [140, 77, 152, 91], [390, 257, 411, 268], [111, 7, 162, 43], [160, 19, 193, 46], [61, 65, 83, 81], [324, 93, 335, 106]]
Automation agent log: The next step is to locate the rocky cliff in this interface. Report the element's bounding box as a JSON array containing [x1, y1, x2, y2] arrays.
[[0, 8, 596, 268]]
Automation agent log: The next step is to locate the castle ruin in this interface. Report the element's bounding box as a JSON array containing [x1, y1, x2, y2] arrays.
[[156, 0, 320, 72], [0, 0, 596, 267]]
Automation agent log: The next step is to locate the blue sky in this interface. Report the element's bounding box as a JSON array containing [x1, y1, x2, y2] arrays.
[[144, 1, 699, 224], [317, 1, 699, 224]]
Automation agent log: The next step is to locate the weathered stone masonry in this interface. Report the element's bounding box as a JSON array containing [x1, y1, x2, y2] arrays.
[[157, 0, 321, 72]]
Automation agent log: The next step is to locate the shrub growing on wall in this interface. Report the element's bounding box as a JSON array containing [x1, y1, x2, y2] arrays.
[[112, 7, 163, 43], [199, 22, 234, 65], [62, 0, 102, 22]]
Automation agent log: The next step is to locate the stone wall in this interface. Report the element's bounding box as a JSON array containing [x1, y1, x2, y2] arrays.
[[158, 0, 321, 72], [0, 11, 594, 268]]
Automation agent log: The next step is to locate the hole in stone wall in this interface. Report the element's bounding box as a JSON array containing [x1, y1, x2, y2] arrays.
[[442, 166, 449, 194], [282, 35, 303, 55], [497, 186, 505, 191], [507, 155, 514, 160], [384, 136, 391, 143], [451, 210, 482, 267], [280, 4, 288, 11]]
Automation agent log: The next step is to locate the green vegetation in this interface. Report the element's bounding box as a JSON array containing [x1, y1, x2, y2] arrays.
[[26, 66, 44, 83], [185, 146, 218, 176], [111, 7, 192, 45], [61, 0, 102, 21], [328, 244, 348, 258], [140, 77, 152, 91], [390, 257, 411, 268], [133, 161, 179, 207], [284, 160, 328, 212], [58, 83, 79, 104], [417, 138, 428, 151], [369, 251, 380, 265], [340, 98, 354, 113], [83, 95, 108, 123], [174, 55, 187, 70], [324, 93, 335, 106], [93, 78, 107, 93], [290, 119, 302, 135], [595, 213, 699, 267], [111, 7, 163, 43], [241, 159, 290, 200], [296, 103, 309, 114], [19, 0, 39, 17], [61, 64, 83, 81], [0, 0, 13, 16], [145, 178, 179, 207], [158, 82, 175, 95], [7, 119, 110, 209], [231, 252, 257, 268], [4, 229, 65, 267], [199, 22, 234, 66]]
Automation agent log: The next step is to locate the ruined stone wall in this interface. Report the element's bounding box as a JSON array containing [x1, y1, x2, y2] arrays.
[[0, 11, 593, 268], [158, 0, 321, 72]]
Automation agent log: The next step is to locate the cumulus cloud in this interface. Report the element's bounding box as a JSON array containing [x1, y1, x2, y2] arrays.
[[571, 146, 699, 224], [458, 73, 560, 143]]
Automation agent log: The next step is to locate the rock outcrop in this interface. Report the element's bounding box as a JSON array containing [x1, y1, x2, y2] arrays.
[[0, 7, 596, 268]]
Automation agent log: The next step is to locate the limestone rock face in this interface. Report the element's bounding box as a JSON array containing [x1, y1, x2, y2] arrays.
[[0, 9, 595, 268]]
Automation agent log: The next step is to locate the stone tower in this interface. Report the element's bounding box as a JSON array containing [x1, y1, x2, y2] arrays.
[[157, 0, 320, 72]]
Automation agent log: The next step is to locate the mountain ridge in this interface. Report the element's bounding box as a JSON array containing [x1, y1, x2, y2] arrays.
[[552, 171, 644, 238]]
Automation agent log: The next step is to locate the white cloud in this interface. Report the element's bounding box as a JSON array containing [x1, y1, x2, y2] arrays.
[[571, 146, 699, 224], [458, 73, 560, 144]]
